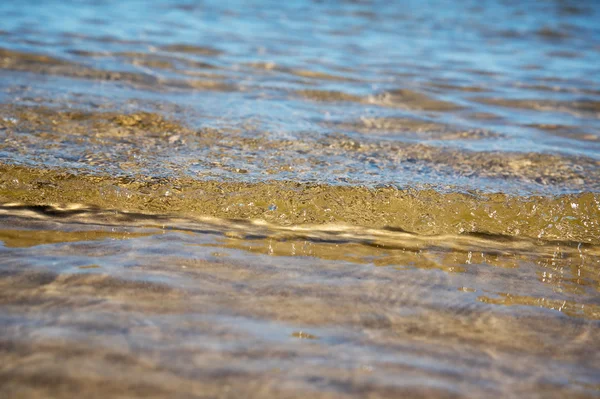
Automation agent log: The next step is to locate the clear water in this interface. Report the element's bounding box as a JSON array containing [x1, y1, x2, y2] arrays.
[[1, 0, 599, 397]]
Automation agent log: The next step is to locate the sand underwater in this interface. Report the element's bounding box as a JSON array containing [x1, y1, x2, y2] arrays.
[[1, 0, 600, 398]]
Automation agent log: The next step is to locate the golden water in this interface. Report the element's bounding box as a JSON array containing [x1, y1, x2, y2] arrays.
[[1, 0, 600, 397]]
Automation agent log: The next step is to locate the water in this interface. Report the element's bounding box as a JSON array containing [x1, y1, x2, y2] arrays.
[[1, 0, 600, 397]]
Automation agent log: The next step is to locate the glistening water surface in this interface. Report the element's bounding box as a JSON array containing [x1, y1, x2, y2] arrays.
[[1, 0, 600, 397]]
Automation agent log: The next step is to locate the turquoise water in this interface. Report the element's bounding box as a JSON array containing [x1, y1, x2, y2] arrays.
[[1, 0, 600, 193]]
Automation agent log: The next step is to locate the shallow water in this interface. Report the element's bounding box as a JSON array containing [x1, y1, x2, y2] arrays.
[[1, 0, 600, 397]]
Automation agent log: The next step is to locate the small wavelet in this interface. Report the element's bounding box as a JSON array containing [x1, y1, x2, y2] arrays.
[[1, 0, 600, 396]]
